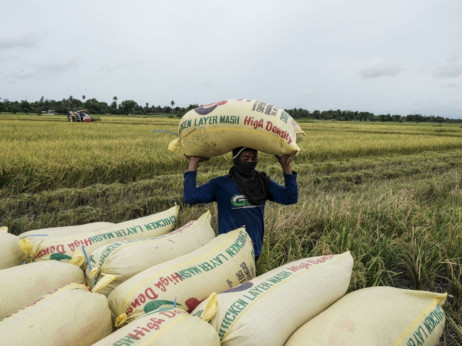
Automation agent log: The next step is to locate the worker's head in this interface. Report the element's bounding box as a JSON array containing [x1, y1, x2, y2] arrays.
[[232, 147, 258, 162], [231, 147, 258, 176]]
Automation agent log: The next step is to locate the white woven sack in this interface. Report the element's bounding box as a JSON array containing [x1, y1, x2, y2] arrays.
[[93, 308, 220, 346], [0, 228, 26, 269], [18, 205, 179, 265], [192, 251, 353, 346], [168, 99, 305, 158], [0, 283, 112, 346], [285, 286, 447, 346], [87, 210, 215, 296], [0, 260, 84, 319], [108, 228, 255, 328], [20, 222, 113, 238]]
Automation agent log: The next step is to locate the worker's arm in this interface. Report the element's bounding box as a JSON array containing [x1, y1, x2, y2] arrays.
[[187, 156, 208, 171], [275, 152, 295, 175], [183, 156, 214, 204], [268, 152, 298, 204]]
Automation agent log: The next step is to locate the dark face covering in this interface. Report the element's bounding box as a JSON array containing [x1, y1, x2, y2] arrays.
[[229, 148, 270, 205]]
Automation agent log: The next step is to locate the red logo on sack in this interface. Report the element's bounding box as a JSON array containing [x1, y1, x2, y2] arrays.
[[194, 100, 227, 115]]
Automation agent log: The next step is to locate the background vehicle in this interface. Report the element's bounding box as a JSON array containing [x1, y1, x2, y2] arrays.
[[67, 110, 100, 122]]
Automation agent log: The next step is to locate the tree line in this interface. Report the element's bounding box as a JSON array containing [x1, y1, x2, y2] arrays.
[[285, 108, 461, 123], [0, 96, 460, 123]]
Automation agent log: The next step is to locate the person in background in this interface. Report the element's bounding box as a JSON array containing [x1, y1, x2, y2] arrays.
[[183, 147, 298, 260]]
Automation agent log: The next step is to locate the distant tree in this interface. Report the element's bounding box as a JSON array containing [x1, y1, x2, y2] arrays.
[[119, 100, 139, 115], [406, 113, 424, 122], [84, 98, 108, 114], [19, 100, 32, 113], [111, 96, 118, 114]]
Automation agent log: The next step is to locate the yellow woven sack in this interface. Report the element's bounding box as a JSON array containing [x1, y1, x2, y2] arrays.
[[18, 205, 179, 264], [0, 228, 26, 269], [285, 286, 447, 346], [168, 99, 305, 158], [193, 252, 353, 346], [0, 261, 84, 319], [20, 222, 113, 238], [0, 283, 112, 346], [87, 211, 216, 296], [93, 308, 220, 346], [108, 228, 255, 328]]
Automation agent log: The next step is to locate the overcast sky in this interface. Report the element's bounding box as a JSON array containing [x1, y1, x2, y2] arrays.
[[1, 0, 461, 118]]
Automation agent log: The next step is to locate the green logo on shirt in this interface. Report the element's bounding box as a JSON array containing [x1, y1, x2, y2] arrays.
[[231, 194, 252, 208]]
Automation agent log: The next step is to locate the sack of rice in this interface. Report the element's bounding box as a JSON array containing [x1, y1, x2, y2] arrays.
[[87, 210, 216, 296], [168, 99, 305, 158], [0, 260, 84, 319], [0, 283, 112, 346], [0, 227, 26, 269], [192, 251, 353, 346], [109, 228, 255, 328], [20, 222, 114, 238], [93, 308, 220, 346], [285, 286, 447, 346], [18, 205, 179, 265]]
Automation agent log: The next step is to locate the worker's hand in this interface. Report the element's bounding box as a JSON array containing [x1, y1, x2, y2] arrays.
[[185, 155, 209, 171], [275, 152, 295, 174]]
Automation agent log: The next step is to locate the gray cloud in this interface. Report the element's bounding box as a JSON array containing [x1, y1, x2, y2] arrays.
[[434, 58, 462, 78], [441, 83, 460, 88], [18, 59, 80, 80], [359, 58, 403, 79], [0, 34, 38, 51]]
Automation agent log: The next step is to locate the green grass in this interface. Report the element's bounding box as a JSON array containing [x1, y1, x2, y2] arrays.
[[1, 114, 461, 344]]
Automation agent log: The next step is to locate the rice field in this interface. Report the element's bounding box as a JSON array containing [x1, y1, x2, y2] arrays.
[[1, 113, 461, 344]]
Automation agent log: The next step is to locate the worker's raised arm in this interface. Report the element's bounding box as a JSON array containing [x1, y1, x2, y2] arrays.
[[186, 155, 209, 172], [275, 152, 295, 175]]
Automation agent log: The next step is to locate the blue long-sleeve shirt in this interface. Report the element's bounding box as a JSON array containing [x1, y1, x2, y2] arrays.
[[183, 171, 298, 257]]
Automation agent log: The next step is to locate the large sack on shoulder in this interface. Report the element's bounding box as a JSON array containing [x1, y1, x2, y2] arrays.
[[0, 227, 26, 269], [87, 210, 216, 296], [285, 286, 447, 346], [0, 261, 84, 319], [0, 283, 112, 346], [93, 308, 220, 346], [192, 251, 353, 346], [18, 205, 179, 264], [20, 222, 114, 238], [109, 228, 255, 328], [168, 99, 305, 158]]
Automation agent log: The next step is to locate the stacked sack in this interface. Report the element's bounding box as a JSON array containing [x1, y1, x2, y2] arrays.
[[20, 221, 114, 238], [193, 252, 353, 345], [18, 205, 179, 265], [93, 308, 220, 346], [87, 210, 216, 296], [108, 228, 256, 327], [0, 283, 112, 345], [0, 261, 84, 319], [168, 99, 305, 158], [285, 286, 447, 346]]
